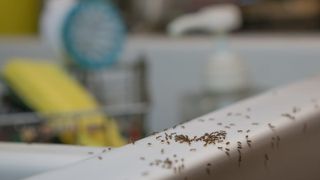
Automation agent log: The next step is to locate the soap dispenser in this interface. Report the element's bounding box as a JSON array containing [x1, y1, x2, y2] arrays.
[[168, 4, 254, 121]]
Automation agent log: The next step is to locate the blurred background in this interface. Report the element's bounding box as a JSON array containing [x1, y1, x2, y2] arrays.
[[0, 0, 320, 147]]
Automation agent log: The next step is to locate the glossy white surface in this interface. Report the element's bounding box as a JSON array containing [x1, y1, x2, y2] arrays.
[[25, 76, 320, 180], [0, 143, 103, 180]]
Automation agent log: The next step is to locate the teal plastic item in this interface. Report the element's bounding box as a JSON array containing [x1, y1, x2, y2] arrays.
[[62, 0, 125, 69]]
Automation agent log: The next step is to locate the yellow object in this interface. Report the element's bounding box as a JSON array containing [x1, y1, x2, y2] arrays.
[[2, 59, 126, 147], [0, 0, 41, 35]]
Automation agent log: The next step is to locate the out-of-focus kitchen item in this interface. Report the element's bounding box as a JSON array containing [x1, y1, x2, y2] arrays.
[[168, 4, 242, 36], [40, 0, 76, 58], [167, 4, 247, 92], [2, 59, 126, 147], [0, 0, 41, 35], [62, 0, 125, 69], [241, 0, 320, 31], [168, 4, 253, 121], [41, 0, 125, 69]]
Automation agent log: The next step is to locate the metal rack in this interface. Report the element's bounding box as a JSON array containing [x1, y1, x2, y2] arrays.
[[0, 58, 151, 144]]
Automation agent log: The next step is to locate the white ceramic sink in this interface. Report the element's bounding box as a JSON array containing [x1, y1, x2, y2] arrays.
[[3, 75, 317, 180]]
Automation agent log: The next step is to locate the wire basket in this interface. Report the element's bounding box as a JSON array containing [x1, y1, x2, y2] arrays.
[[0, 103, 148, 145]]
